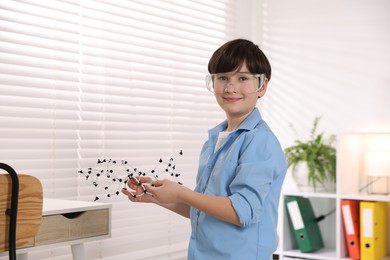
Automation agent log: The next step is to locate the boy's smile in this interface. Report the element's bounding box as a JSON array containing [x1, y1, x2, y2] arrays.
[[223, 96, 242, 103]]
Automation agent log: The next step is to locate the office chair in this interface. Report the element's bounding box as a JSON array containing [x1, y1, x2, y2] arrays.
[[0, 163, 43, 260]]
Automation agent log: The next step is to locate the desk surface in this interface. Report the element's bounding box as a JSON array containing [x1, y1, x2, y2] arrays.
[[43, 198, 111, 216]]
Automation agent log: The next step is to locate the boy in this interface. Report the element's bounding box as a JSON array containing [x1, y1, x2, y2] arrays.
[[122, 39, 287, 260]]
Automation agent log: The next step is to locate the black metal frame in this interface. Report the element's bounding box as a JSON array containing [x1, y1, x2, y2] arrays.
[[0, 163, 19, 260]]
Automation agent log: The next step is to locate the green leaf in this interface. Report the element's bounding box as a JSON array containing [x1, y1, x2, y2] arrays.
[[284, 117, 336, 191]]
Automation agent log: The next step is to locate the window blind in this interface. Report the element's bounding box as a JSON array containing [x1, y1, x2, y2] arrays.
[[0, 0, 243, 259]]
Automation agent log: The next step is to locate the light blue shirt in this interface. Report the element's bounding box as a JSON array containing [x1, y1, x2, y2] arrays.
[[188, 108, 287, 260]]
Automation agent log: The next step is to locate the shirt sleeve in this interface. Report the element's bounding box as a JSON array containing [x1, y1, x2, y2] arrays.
[[228, 130, 286, 227]]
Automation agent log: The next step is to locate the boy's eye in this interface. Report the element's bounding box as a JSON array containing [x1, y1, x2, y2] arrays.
[[239, 76, 249, 81], [217, 75, 228, 81]]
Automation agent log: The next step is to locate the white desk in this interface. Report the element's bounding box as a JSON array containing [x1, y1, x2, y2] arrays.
[[1, 198, 111, 260]]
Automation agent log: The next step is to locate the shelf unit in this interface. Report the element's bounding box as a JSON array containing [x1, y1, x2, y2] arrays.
[[278, 133, 390, 260]]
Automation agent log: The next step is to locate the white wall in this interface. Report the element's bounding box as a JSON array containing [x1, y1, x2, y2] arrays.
[[260, 0, 390, 150], [256, 1, 390, 252]]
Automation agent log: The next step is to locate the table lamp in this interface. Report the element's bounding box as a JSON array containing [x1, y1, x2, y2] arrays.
[[364, 150, 390, 195]]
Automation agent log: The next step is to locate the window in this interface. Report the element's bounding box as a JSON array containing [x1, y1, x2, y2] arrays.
[[0, 0, 252, 259]]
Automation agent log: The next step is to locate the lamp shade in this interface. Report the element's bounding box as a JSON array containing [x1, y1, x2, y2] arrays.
[[364, 151, 390, 177]]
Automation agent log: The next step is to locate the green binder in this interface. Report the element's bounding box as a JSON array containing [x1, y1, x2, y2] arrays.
[[285, 196, 324, 253]]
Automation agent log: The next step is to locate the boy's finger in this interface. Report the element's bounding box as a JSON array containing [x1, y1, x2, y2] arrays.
[[126, 182, 139, 190], [139, 176, 153, 183], [151, 180, 163, 187], [121, 188, 133, 197]]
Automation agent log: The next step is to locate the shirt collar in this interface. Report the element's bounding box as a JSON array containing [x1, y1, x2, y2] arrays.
[[208, 108, 263, 136]]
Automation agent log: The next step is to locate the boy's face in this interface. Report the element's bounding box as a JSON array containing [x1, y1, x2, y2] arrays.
[[214, 63, 267, 121]]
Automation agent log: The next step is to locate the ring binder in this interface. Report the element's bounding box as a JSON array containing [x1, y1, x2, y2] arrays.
[[285, 196, 324, 253]]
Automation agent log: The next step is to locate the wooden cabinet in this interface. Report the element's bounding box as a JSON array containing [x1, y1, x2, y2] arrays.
[[34, 208, 109, 246]]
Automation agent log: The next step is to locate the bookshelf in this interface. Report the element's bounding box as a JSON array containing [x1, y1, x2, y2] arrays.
[[278, 133, 390, 260]]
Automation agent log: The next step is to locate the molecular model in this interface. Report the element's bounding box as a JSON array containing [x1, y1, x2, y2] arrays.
[[79, 150, 183, 201]]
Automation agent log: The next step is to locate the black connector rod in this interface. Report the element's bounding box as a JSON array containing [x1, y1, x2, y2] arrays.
[[0, 163, 19, 260], [316, 208, 336, 223]]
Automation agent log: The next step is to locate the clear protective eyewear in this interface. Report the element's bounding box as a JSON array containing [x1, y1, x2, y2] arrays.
[[205, 72, 266, 94]]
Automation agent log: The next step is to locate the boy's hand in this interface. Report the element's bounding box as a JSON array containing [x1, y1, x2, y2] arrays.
[[121, 176, 156, 203], [147, 179, 184, 204]]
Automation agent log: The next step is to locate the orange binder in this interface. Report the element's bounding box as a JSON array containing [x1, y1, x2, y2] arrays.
[[341, 200, 360, 259]]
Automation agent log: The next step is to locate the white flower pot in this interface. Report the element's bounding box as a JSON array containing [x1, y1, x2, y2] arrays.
[[291, 162, 336, 193]]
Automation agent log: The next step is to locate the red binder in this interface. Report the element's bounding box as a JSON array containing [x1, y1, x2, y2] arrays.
[[341, 200, 360, 259]]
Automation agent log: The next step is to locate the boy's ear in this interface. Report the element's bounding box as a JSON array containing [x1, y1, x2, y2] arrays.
[[258, 79, 268, 99]]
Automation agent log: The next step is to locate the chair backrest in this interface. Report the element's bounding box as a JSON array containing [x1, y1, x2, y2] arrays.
[[0, 174, 43, 252]]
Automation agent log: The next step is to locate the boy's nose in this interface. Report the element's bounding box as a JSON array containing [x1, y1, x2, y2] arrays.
[[224, 82, 238, 93]]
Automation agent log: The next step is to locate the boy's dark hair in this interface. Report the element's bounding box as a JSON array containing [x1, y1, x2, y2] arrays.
[[208, 39, 271, 81]]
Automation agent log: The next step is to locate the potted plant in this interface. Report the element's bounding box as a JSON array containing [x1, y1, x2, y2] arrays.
[[284, 117, 336, 192]]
